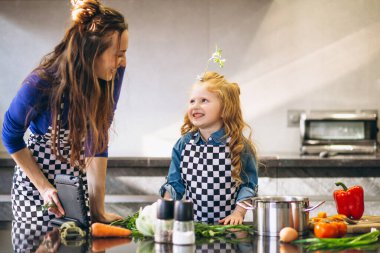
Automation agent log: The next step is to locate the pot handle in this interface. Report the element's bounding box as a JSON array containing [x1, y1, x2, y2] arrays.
[[237, 200, 256, 210], [304, 201, 325, 212]]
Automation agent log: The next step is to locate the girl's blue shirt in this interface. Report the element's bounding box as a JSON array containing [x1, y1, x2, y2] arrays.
[[1, 67, 126, 157], [160, 128, 258, 203]]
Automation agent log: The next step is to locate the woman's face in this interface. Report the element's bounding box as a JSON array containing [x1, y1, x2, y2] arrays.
[[94, 30, 129, 81]]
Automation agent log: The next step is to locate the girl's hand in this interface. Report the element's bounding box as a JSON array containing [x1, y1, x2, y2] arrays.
[[218, 210, 245, 225], [218, 204, 247, 225], [163, 191, 172, 200], [41, 187, 65, 218]]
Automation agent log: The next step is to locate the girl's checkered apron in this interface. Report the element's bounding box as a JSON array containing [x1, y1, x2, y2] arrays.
[[11, 102, 90, 224], [180, 135, 237, 224]]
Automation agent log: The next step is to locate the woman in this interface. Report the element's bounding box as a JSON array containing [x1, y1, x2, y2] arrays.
[[1, 0, 128, 224]]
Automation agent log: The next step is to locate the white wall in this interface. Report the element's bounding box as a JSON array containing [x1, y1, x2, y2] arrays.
[[1, 0, 380, 157]]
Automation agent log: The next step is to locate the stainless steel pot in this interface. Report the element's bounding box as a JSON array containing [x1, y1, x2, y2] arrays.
[[238, 196, 324, 236]]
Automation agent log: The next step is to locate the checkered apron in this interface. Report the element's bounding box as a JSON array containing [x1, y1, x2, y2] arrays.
[[180, 135, 237, 224], [11, 102, 90, 224]]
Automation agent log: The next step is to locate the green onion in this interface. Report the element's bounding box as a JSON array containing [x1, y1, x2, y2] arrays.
[[293, 230, 380, 251], [40, 201, 57, 212], [194, 222, 253, 238], [111, 210, 253, 241]]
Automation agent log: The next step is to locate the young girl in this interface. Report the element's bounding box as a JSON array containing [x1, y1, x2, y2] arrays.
[[160, 72, 258, 224]]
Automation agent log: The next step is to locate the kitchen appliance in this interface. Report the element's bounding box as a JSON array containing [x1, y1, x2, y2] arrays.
[[300, 112, 378, 155], [238, 196, 325, 236]]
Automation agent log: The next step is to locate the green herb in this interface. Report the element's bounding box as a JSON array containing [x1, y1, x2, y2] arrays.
[[110, 210, 253, 241], [208, 45, 226, 68], [40, 201, 57, 212], [194, 222, 253, 238], [110, 211, 144, 238], [293, 230, 380, 251], [199, 45, 226, 80]]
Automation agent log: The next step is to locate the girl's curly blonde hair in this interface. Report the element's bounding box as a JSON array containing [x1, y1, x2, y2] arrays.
[[181, 71, 258, 186]]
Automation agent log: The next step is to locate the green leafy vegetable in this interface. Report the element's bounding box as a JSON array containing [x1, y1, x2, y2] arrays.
[[135, 202, 157, 237], [111, 202, 158, 238], [40, 201, 57, 212], [110, 211, 144, 238], [198, 45, 226, 80], [110, 206, 253, 242], [208, 46, 226, 68], [194, 222, 253, 238], [293, 229, 380, 251]]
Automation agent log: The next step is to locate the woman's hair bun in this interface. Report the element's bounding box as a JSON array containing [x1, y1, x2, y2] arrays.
[[71, 0, 102, 24]]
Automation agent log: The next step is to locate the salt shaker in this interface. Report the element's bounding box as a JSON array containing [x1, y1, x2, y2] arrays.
[[172, 201, 195, 245], [154, 199, 174, 243]]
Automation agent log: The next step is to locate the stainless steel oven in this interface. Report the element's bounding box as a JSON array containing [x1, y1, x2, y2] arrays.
[[300, 112, 378, 155]]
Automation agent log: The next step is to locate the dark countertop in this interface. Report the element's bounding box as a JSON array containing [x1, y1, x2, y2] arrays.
[[1, 221, 380, 253], [2, 152, 380, 179], [2, 152, 380, 168], [1, 153, 379, 186]]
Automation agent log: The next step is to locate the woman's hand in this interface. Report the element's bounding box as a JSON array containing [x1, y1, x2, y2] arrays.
[[86, 157, 123, 224], [93, 211, 123, 224], [41, 187, 65, 218], [10, 148, 65, 217]]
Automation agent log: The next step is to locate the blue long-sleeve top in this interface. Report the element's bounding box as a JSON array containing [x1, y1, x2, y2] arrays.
[[1, 67, 125, 157], [159, 128, 259, 203]]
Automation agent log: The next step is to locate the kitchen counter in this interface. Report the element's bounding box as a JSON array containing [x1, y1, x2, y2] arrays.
[[1, 152, 380, 221], [2, 152, 380, 167], [2, 152, 380, 175], [1, 221, 379, 253]]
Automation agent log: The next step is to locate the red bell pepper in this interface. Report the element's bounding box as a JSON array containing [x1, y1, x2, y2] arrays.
[[333, 182, 364, 220]]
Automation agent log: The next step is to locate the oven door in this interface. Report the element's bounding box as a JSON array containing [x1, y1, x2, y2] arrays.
[[300, 112, 378, 155]]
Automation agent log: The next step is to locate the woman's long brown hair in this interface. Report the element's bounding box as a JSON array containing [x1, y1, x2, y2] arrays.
[[36, 0, 127, 169], [181, 72, 258, 186]]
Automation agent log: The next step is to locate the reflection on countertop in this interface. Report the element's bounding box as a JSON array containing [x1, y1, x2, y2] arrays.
[[1, 221, 379, 253]]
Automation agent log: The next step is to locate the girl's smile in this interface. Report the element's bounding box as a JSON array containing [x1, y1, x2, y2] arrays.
[[192, 112, 204, 119]]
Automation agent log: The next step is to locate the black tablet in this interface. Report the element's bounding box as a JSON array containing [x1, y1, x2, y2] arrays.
[[50, 174, 90, 228]]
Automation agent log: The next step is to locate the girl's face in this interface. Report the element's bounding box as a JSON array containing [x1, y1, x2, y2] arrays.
[[94, 30, 129, 81], [188, 84, 223, 133]]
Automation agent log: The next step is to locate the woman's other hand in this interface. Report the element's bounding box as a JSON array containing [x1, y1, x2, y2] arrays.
[[93, 212, 123, 224]]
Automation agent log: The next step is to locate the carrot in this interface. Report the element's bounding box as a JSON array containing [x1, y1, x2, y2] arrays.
[[91, 223, 132, 237], [92, 238, 132, 252]]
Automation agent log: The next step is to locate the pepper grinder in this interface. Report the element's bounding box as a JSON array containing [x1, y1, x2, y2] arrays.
[[172, 201, 195, 245], [154, 199, 175, 243]]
